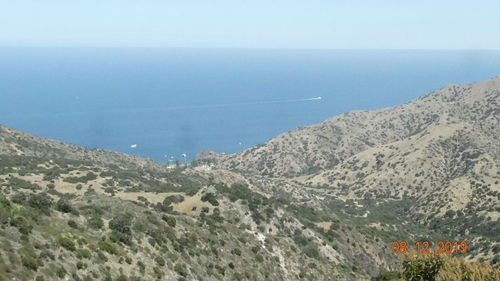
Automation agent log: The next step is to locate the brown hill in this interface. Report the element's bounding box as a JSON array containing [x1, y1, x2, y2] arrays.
[[196, 77, 499, 178]]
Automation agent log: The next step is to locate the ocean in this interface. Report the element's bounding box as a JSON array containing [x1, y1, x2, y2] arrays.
[[1, 48, 499, 163]]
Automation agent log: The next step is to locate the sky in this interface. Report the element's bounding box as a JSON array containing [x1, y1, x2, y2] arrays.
[[0, 0, 499, 49]]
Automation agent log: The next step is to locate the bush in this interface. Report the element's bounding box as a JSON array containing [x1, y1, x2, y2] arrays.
[[68, 219, 79, 229], [27, 193, 53, 215], [155, 256, 165, 266], [76, 248, 92, 259], [402, 255, 443, 281], [76, 261, 86, 270], [21, 255, 41, 271], [303, 243, 320, 260], [162, 215, 176, 228], [59, 237, 76, 251], [137, 261, 146, 274], [56, 267, 67, 278], [371, 270, 400, 281], [10, 215, 32, 235], [109, 230, 132, 245], [174, 263, 188, 277], [125, 256, 132, 264], [163, 195, 184, 206], [201, 193, 219, 206], [109, 214, 133, 235], [231, 248, 242, 256], [56, 199, 74, 213], [98, 241, 118, 255], [87, 215, 104, 230], [11, 192, 27, 204], [115, 275, 128, 281]]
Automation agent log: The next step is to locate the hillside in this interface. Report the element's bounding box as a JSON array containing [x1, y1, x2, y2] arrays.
[[0, 77, 499, 281], [0, 127, 401, 280], [196, 77, 499, 178], [195, 76, 500, 263], [0, 126, 169, 173]]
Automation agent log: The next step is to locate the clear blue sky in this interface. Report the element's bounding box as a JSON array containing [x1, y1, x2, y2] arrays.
[[1, 0, 499, 49]]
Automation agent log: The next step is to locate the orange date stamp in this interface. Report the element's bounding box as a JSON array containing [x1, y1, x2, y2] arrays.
[[391, 241, 468, 254]]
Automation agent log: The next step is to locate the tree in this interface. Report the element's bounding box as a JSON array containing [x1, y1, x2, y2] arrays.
[[109, 213, 133, 235], [56, 199, 73, 213], [28, 193, 53, 215], [201, 193, 219, 206], [109, 213, 134, 245]]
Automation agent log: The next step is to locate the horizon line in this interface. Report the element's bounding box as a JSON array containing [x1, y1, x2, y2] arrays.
[[1, 46, 500, 51]]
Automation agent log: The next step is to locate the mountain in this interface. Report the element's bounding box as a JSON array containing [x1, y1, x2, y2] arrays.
[[196, 77, 499, 178], [0, 77, 499, 281], [0, 126, 387, 281], [0, 125, 168, 173], [196, 77, 500, 262]]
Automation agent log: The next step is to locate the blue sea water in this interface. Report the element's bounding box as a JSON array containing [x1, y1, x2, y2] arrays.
[[1, 48, 499, 163]]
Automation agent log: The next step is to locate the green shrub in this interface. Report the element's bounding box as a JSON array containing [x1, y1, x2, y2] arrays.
[[56, 267, 67, 278], [87, 215, 104, 230], [76, 261, 86, 270], [64, 172, 97, 184], [109, 214, 133, 235], [98, 241, 118, 255], [255, 254, 264, 263], [231, 248, 242, 256], [201, 193, 219, 206], [10, 215, 32, 235], [125, 256, 132, 264], [155, 256, 165, 266], [402, 255, 444, 281], [76, 248, 92, 259], [303, 243, 321, 260], [251, 246, 260, 254], [56, 199, 74, 213], [163, 195, 184, 206], [161, 215, 176, 228], [137, 261, 146, 274], [39, 250, 55, 261], [109, 230, 132, 245], [115, 275, 128, 281], [59, 237, 76, 251], [8, 177, 41, 190], [21, 255, 41, 271], [11, 192, 27, 204], [27, 193, 53, 215], [174, 263, 188, 277], [371, 270, 400, 281], [68, 219, 79, 229]]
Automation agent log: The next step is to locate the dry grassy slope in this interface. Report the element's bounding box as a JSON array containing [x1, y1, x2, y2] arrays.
[[303, 123, 499, 218], [0, 130, 396, 280], [0, 125, 168, 173], [196, 76, 500, 178], [0, 156, 385, 280], [296, 78, 500, 226]]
